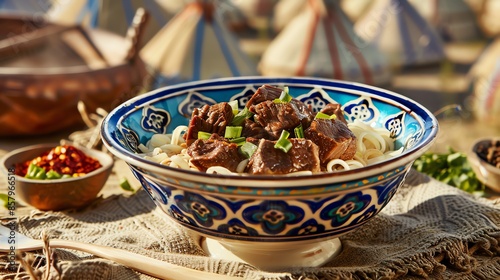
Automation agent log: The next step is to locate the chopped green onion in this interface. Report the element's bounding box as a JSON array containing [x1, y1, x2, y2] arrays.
[[228, 100, 239, 115], [35, 169, 46, 180], [224, 126, 243, 139], [26, 163, 47, 179], [315, 112, 337, 120], [46, 169, 62, 179], [120, 177, 136, 193], [273, 86, 293, 104], [198, 131, 212, 140], [231, 107, 254, 126], [294, 125, 304, 138], [0, 193, 8, 208], [240, 141, 258, 158], [274, 130, 293, 153], [229, 137, 246, 146]]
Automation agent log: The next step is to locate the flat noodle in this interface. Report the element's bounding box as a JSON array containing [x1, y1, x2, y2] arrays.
[[159, 144, 184, 156], [327, 159, 350, 171], [364, 149, 384, 161], [353, 153, 367, 166], [286, 171, 313, 176], [171, 125, 188, 146], [206, 166, 233, 175], [236, 159, 249, 173], [345, 160, 365, 169], [169, 155, 190, 169]]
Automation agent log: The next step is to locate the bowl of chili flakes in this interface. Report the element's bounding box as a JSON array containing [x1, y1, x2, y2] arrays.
[[0, 143, 113, 211]]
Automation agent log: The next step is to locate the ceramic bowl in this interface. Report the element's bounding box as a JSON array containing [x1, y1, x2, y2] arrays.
[[469, 138, 500, 193], [0, 144, 114, 211], [101, 77, 439, 270]]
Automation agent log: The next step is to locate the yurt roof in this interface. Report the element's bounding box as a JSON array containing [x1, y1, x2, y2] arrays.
[[273, 0, 307, 33], [140, 0, 258, 86], [260, 0, 391, 86], [354, 0, 445, 68], [408, 0, 482, 42], [467, 0, 500, 38], [46, 0, 182, 43], [470, 39, 500, 81], [340, 0, 373, 22]]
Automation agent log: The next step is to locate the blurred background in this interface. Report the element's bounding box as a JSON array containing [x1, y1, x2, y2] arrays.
[[0, 0, 498, 154]]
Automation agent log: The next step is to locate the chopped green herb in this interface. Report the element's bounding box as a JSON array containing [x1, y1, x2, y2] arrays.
[[26, 163, 48, 179], [0, 194, 8, 208], [120, 177, 136, 193], [274, 130, 292, 153], [231, 107, 254, 126], [229, 137, 246, 146], [273, 86, 293, 104], [46, 169, 62, 179], [315, 112, 337, 120], [198, 131, 212, 140], [413, 147, 485, 195], [240, 141, 258, 158], [224, 126, 243, 139], [228, 100, 239, 115], [294, 125, 304, 138]]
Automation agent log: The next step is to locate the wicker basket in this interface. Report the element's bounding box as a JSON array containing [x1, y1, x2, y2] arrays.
[[0, 14, 149, 136]]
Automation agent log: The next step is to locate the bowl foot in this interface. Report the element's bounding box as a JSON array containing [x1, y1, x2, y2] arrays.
[[200, 236, 342, 271]]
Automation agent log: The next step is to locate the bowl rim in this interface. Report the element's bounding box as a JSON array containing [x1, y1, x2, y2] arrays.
[[0, 143, 114, 183], [101, 76, 439, 188]]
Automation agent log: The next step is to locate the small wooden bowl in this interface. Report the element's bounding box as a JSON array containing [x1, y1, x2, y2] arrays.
[[0, 14, 148, 136], [0, 143, 114, 211]]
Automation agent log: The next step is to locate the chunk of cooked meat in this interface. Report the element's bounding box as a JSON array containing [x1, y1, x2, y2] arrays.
[[250, 100, 314, 140], [187, 138, 245, 172], [241, 118, 270, 139], [246, 84, 283, 107], [184, 102, 234, 146], [246, 138, 320, 175], [304, 119, 356, 164], [320, 103, 347, 124]]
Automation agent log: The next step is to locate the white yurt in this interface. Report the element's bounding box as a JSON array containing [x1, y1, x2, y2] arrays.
[[340, 0, 373, 22], [260, 0, 391, 86], [230, 0, 277, 27], [468, 38, 500, 126], [354, 0, 445, 68], [465, 0, 500, 38], [273, 0, 306, 33], [46, 0, 183, 43], [470, 59, 500, 127], [273, 0, 375, 33], [408, 0, 482, 42], [141, 0, 258, 87]]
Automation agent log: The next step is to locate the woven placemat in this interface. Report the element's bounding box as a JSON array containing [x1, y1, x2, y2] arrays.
[[1, 169, 499, 280]]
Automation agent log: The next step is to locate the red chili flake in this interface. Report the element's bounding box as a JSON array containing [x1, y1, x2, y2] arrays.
[[16, 145, 102, 177]]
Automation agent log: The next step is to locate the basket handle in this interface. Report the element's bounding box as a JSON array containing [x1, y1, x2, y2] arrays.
[[125, 7, 150, 62]]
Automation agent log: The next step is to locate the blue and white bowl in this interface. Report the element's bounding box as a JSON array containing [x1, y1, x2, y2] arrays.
[[101, 77, 438, 270]]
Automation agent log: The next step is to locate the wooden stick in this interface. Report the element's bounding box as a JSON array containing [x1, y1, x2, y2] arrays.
[[0, 25, 73, 59], [60, 28, 108, 69]]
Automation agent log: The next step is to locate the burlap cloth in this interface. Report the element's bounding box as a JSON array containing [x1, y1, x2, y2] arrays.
[[1, 167, 500, 280]]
